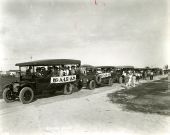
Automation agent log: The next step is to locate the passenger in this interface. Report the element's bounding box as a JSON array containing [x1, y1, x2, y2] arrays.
[[35, 67, 41, 77], [46, 66, 52, 76], [64, 66, 70, 76], [70, 66, 76, 75], [59, 67, 64, 77], [53, 67, 59, 76], [97, 68, 102, 74], [26, 66, 32, 75], [49, 67, 57, 77], [102, 69, 106, 73], [40, 67, 46, 76]]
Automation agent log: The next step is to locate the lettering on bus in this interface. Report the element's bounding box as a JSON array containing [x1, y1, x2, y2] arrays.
[[51, 75, 76, 83]]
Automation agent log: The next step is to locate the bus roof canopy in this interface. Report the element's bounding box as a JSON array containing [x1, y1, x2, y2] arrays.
[[15, 59, 81, 66]]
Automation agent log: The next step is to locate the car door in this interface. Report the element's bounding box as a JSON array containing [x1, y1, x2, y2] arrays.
[[35, 76, 51, 94]]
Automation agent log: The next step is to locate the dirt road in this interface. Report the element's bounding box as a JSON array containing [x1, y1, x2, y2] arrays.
[[0, 75, 169, 135]]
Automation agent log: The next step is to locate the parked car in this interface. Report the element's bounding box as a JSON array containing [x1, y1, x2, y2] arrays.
[[80, 65, 97, 90], [95, 66, 117, 82], [2, 59, 82, 104], [80, 65, 113, 90], [95, 66, 113, 86]]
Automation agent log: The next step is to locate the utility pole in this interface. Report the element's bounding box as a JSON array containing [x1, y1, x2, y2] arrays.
[[30, 56, 32, 61]]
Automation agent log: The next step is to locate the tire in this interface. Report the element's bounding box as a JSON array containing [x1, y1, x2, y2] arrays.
[[19, 87, 34, 104], [108, 78, 113, 86], [63, 83, 73, 95], [3, 88, 15, 103], [119, 77, 123, 84], [95, 75, 102, 85], [88, 80, 96, 90]]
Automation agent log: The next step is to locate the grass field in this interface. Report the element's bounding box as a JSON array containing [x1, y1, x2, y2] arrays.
[[108, 77, 170, 115], [0, 76, 19, 98]]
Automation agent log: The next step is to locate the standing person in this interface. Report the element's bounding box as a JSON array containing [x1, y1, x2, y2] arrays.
[[76, 65, 81, 79], [122, 71, 126, 83], [124, 72, 129, 87], [144, 71, 147, 80], [127, 71, 133, 87], [150, 71, 154, 80], [148, 70, 152, 80], [132, 72, 136, 87], [136, 72, 140, 83], [142, 71, 145, 80]]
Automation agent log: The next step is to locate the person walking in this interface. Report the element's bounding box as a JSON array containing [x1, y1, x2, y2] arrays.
[[127, 71, 133, 87], [124, 72, 129, 87], [150, 71, 154, 80], [136, 72, 139, 83], [132, 72, 136, 87]]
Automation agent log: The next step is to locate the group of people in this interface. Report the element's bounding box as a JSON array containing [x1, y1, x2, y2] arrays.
[[27, 65, 79, 78], [122, 71, 137, 88], [122, 70, 155, 88]]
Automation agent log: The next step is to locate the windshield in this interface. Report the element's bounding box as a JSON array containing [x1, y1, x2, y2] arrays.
[[20, 66, 34, 76]]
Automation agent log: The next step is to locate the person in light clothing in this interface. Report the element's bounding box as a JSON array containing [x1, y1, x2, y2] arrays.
[[127, 71, 133, 87], [132, 72, 136, 87]]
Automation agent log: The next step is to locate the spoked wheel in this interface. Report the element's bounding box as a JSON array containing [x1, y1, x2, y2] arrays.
[[108, 78, 113, 86], [88, 80, 96, 90], [19, 87, 34, 104], [3, 88, 16, 103], [95, 75, 102, 85], [63, 83, 73, 95]]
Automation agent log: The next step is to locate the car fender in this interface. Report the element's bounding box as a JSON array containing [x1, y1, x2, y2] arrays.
[[19, 83, 35, 92], [2, 84, 13, 91]]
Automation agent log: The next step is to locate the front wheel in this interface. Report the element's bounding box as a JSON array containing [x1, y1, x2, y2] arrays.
[[3, 88, 15, 103], [95, 75, 102, 85], [88, 80, 96, 90], [19, 87, 34, 104]]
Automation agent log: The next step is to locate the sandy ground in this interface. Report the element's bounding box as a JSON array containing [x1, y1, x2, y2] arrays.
[[0, 75, 169, 135]]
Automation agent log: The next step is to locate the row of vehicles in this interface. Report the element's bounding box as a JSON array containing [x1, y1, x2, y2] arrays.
[[2, 59, 161, 104]]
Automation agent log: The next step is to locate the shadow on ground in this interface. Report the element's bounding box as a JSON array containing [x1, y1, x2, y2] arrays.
[[107, 77, 170, 116]]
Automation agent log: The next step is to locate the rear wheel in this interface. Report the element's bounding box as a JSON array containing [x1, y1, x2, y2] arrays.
[[19, 87, 34, 104], [95, 75, 102, 85], [3, 88, 15, 103], [63, 83, 73, 95], [88, 80, 96, 90], [108, 78, 113, 86]]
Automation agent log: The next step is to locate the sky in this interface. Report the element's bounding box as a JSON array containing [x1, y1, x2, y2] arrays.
[[0, 0, 169, 70]]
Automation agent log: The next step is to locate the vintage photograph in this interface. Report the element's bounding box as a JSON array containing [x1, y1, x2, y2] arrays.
[[0, 0, 169, 135]]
